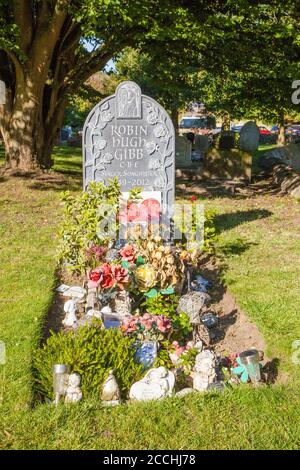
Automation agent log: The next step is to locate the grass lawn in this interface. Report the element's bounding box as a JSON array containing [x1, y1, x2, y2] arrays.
[[0, 145, 299, 450]]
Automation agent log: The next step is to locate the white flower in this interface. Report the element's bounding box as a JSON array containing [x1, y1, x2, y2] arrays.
[[95, 138, 107, 150], [145, 141, 158, 155], [153, 123, 167, 138]]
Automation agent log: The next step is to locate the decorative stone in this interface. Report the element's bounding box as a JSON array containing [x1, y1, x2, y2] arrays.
[[62, 299, 78, 328], [193, 349, 217, 391], [65, 373, 82, 403], [177, 291, 211, 324], [101, 370, 121, 405], [134, 341, 158, 368], [82, 80, 175, 224], [62, 286, 86, 299], [112, 290, 132, 317], [175, 388, 195, 397], [129, 366, 175, 401], [239, 121, 260, 153], [201, 312, 218, 329]]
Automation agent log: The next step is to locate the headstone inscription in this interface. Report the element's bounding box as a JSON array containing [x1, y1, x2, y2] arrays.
[[82, 81, 175, 221]]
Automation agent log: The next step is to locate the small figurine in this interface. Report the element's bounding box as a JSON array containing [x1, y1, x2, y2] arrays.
[[193, 349, 217, 391], [101, 370, 121, 405], [129, 366, 175, 401], [65, 373, 82, 403], [62, 298, 78, 328]]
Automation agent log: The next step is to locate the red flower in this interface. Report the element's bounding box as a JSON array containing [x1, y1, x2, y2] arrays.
[[190, 195, 198, 202], [99, 263, 115, 289], [112, 265, 129, 289], [119, 244, 136, 263]]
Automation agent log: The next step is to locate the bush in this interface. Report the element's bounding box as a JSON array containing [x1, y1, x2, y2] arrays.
[[33, 321, 143, 401], [57, 179, 122, 272]]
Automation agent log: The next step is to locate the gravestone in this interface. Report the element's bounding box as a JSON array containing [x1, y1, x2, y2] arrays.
[[82, 81, 175, 221], [192, 134, 210, 161], [239, 121, 260, 152], [218, 130, 235, 150], [0, 80, 6, 105], [175, 134, 192, 168]]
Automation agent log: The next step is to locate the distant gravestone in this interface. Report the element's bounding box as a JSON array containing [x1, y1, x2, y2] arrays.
[[219, 130, 235, 150], [83, 81, 175, 219], [175, 134, 192, 168], [0, 80, 6, 105], [193, 134, 210, 159], [239, 121, 260, 152]]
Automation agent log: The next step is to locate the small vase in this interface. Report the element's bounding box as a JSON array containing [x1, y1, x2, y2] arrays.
[[134, 341, 158, 369]]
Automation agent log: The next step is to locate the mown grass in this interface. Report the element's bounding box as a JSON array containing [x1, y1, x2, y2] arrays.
[[0, 144, 299, 449]]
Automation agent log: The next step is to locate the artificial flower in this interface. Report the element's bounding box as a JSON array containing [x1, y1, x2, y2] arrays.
[[119, 244, 136, 263]]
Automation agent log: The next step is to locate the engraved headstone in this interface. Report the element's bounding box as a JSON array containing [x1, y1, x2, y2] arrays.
[[239, 121, 260, 152], [0, 80, 6, 105], [82, 81, 175, 221]]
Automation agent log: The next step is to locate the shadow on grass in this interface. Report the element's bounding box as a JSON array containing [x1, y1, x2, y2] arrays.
[[214, 209, 272, 234]]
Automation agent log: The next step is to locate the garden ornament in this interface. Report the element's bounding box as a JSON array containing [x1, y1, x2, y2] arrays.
[[129, 366, 175, 401], [232, 349, 261, 384], [65, 373, 83, 403], [53, 364, 70, 405], [193, 349, 217, 391], [62, 298, 78, 328], [101, 370, 121, 405]]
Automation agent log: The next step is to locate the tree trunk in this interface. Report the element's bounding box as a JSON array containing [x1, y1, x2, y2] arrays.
[[171, 109, 179, 133], [276, 110, 286, 147], [221, 113, 230, 131], [0, 75, 66, 171]]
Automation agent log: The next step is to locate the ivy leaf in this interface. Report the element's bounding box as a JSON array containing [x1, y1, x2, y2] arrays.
[[136, 256, 145, 266], [144, 288, 158, 298], [160, 286, 174, 295], [121, 260, 130, 269]]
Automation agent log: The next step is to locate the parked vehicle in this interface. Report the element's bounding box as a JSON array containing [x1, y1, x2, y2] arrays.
[[259, 126, 272, 135]]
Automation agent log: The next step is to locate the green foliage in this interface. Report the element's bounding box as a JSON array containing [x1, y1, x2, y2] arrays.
[[57, 179, 121, 271], [171, 312, 193, 342], [203, 208, 218, 252], [33, 322, 143, 401], [141, 293, 180, 317]]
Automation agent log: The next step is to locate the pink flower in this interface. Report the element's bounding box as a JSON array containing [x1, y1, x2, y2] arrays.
[[119, 244, 136, 263]]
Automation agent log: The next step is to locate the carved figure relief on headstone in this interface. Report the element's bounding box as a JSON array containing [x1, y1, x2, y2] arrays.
[[82, 81, 175, 222]]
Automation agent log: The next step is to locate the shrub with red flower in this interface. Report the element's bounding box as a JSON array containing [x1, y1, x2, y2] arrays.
[[119, 244, 136, 263], [121, 313, 172, 341], [99, 263, 115, 289]]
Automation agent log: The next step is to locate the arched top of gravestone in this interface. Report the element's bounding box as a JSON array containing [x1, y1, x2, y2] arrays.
[[239, 121, 260, 153], [82, 80, 175, 217]]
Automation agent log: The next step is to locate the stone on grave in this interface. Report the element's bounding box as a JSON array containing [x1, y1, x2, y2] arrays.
[[82, 81, 175, 222], [0, 80, 6, 105], [239, 121, 260, 152], [175, 134, 192, 168]]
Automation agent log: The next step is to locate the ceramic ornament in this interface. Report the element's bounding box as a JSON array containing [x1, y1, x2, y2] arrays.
[[129, 366, 175, 401], [62, 299, 78, 328], [65, 373, 82, 403]]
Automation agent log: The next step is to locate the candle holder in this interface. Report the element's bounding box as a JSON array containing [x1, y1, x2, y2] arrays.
[[239, 349, 261, 384], [53, 364, 70, 405]]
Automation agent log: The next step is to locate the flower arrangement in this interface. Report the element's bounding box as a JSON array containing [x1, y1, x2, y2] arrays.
[[121, 314, 172, 342]]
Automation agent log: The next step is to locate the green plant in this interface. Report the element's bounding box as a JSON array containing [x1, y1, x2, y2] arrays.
[[171, 312, 193, 342], [57, 180, 142, 272], [33, 321, 143, 401], [141, 293, 180, 317]]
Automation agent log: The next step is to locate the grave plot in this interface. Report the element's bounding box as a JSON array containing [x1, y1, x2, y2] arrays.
[[33, 82, 271, 406]]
